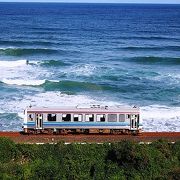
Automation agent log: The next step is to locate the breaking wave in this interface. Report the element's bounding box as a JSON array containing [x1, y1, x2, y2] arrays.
[[0, 60, 27, 67], [0, 47, 58, 56], [0, 59, 69, 68], [1, 79, 112, 92], [141, 105, 180, 132], [1, 79, 47, 86], [0, 40, 57, 46], [42, 80, 105, 91], [40, 60, 69, 67]]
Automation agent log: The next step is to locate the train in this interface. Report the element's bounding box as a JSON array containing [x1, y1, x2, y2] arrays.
[[23, 105, 142, 135]]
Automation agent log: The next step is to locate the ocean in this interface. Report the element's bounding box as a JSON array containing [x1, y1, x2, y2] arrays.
[[0, 3, 179, 131]]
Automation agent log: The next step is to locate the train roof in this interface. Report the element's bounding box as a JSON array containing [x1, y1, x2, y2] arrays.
[[26, 105, 140, 114]]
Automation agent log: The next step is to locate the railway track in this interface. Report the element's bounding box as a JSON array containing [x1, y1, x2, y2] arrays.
[[0, 131, 180, 143]]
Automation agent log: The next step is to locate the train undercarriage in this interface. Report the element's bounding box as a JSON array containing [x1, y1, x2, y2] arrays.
[[24, 128, 142, 135]]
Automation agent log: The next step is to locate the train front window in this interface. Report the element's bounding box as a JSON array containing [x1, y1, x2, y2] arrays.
[[108, 114, 117, 122], [62, 114, 71, 122], [74, 114, 82, 122], [137, 114, 139, 127], [48, 114, 56, 121], [28, 114, 34, 121], [85, 114, 94, 122], [97, 114, 106, 122], [126, 114, 131, 119]]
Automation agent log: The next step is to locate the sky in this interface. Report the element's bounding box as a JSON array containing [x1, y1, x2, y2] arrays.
[[0, 0, 179, 4]]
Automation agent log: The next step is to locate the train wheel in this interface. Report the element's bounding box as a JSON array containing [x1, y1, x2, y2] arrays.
[[111, 130, 121, 135], [110, 129, 115, 134], [60, 129, 68, 135], [54, 129, 60, 135], [122, 129, 129, 135], [33, 130, 39, 135], [84, 129, 89, 134], [131, 131, 139, 136], [26, 129, 33, 135], [98, 129, 104, 134]]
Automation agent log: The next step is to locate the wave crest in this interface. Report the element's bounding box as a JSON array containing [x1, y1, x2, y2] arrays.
[[121, 46, 180, 51], [1, 79, 110, 92], [125, 56, 180, 65], [40, 60, 68, 67], [0, 60, 27, 67], [0, 47, 58, 56], [1, 79, 46, 86], [42, 80, 104, 92]]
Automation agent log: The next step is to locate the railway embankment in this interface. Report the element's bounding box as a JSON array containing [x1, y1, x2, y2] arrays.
[[0, 131, 179, 144]]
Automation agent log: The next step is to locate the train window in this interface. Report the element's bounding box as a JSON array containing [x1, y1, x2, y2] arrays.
[[28, 114, 34, 121], [48, 114, 56, 121], [62, 114, 71, 122], [97, 114, 106, 122], [85, 114, 94, 122], [74, 114, 82, 122], [89, 114, 94, 122], [108, 114, 117, 122], [119, 114, 125, 122]]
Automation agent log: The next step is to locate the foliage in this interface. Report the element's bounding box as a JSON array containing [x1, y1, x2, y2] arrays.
[[0, 138, 179, 179], [0, 138, 20, 163]]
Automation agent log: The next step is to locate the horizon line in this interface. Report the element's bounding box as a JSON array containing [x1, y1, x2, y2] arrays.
[[0, 1, 179, 4]]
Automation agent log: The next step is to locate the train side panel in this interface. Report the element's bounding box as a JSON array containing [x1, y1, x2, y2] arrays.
[[23, 106, 142, 134]]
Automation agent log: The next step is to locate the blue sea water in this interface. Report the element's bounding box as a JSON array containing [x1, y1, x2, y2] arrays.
[[0, 3, 179, 131]]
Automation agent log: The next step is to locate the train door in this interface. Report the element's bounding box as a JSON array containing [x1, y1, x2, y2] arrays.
[[36, 114, 43, 129], [130, 114, 138, 130]]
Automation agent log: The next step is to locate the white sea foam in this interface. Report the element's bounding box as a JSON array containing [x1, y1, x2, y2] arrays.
[[1, 91, 179, 132], [17, 112, 24, 119], [0, 91, 122, 115], [0, 60, 57, 88], [141, 105, 180, 132], [0, 60, 27, 68], [66, 64, 96, 77], [145, 72, 180, 85], [1, 79, 60, 86], [0, 59, 52, 85], [2, 79, 46, 86]]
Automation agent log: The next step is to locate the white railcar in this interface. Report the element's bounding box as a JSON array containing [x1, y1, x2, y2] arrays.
[[23, 105, 142, 135]]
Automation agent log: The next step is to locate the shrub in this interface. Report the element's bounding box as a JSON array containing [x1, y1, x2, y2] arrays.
[[0, 138, 19, 163], [0, 139, 179, 179]]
